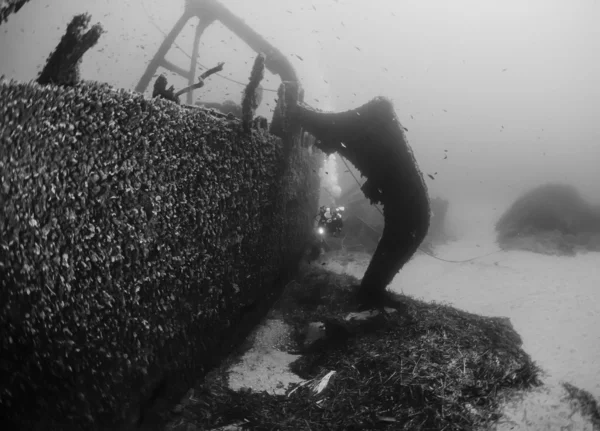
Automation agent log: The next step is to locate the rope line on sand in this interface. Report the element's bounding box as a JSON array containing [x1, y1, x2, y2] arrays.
[[338, 155, 503, 263]]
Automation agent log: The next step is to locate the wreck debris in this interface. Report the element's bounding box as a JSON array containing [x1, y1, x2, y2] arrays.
[[242, 54, 266, 132], [136, 0, 298, 103], [292, 98, 431, 309], [37, 13, 103, 87], [152, 74, 179, 103], [0, 0, 30, 26], [152, 62, 224, 105], [137, 9, 215, 105], [175, 61, 224, 99]]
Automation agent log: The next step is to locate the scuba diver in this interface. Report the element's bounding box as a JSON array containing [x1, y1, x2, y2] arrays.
[[316, 205, 345, 238], [306, 205, 346, 262]]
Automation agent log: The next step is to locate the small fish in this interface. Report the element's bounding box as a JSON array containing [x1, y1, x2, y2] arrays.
[[502, 68, 507, 72], [443, 155, 447, 159], [312, 5, 317, 11], [443, 109, 447, 112], [410, 115, 414, 119], [403, 127, 408, 132], [295, 54, 304, 61], [428, 174, 435, 180], [341, 21, 345, 26], [355, 46, 361, 51]]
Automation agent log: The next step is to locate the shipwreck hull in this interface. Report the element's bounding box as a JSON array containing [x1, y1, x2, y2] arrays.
[[0, 78, 320, 429]]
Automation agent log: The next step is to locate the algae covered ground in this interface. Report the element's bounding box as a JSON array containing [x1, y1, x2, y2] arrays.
[[164, 254, 544, 431]]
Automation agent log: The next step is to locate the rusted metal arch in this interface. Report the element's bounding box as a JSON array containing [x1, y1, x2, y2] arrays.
[[135, 0, 298, 105]]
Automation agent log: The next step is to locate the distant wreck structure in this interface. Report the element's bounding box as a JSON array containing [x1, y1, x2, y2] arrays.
[[422, 196, 452, 250], [496, 183, 600, 255]]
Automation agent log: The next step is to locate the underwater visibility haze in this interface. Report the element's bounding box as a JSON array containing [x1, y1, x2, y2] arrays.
[[1, 0, 599, 430]]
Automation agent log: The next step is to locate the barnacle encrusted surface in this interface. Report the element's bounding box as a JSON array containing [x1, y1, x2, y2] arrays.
[[0, 77, 320, 429], [0, 0, 30, 25], [242, 53, 266, 132]]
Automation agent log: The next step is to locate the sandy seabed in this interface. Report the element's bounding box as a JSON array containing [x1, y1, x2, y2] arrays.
[[226, 223, 599, 430], [399, 243, 599, 430], [392, 239, 600, 400], [325, 227, 599, 430]]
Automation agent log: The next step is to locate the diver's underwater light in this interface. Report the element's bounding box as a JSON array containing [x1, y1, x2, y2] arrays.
[[318, 227, 325, 235]]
